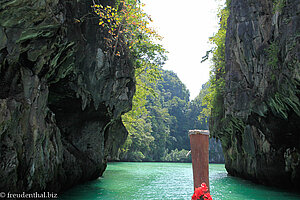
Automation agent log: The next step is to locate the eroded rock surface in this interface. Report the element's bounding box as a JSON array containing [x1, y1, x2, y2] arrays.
[[210, 0, 300, 189], [0, 0, 135, 192]]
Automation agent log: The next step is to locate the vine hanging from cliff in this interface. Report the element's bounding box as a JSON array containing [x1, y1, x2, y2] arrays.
[[199, 1, 230, 122]]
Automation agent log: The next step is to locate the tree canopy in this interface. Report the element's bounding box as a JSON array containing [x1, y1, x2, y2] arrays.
[[120, 69, 215, 162], [93, 0, 225, 163]]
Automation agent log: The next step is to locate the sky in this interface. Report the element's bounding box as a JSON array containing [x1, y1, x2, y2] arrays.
[[142, 0, 225, 100]]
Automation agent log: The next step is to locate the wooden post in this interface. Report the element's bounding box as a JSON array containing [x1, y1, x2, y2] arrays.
[[189, 130, 209, 191]]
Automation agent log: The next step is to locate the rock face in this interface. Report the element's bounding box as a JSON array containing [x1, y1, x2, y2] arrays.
[[0, 0, 135, 193], [209, 138, 225, 164], [210, 0, 300, 189]]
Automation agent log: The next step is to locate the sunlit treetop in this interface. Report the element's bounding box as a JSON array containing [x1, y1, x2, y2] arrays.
[[91, 0, 166, 70]]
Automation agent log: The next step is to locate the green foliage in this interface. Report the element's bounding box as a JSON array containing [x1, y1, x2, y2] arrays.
[[267, 79, 300, 119], [157, 70, 190, 102], [190, 83, 210, 129], [120, 67, 225, 162], [92, 0, 166, 66], [267, 42, 279, 69], [120, 63, 163, 161], [266, 31, 300, 120], [120, 69, 218, 162], [156, 71, 190, 151], [146, 105, 172, 160], [162, 149, 191, 162], [90, 0, 168, 161], [200, 3, 229, 122], [120, 69, 192, 161], [273, 0, 286, 13], [101, 1, 225, 162], [223, 116, 245, 135]]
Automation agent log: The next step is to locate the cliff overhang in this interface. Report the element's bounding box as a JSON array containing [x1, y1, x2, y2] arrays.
[[0, 0, 135, 192]]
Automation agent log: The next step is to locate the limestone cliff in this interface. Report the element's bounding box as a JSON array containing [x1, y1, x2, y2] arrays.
[[209, 138, 225, 164], [0, 0, 135, 192], [210, 0, 300, 189]]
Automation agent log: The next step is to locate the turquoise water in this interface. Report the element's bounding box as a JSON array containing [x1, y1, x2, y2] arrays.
[[60, 162, 300, 200]]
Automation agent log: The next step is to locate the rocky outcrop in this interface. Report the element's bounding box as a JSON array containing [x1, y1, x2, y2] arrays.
[[209, 138, 225, 164], [210, 0, 300, 189], [0, 0, 135, 193]]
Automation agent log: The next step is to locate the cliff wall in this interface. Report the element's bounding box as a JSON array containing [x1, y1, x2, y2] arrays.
[[0, 0, 135, 192], [210, 0, 300, 189]]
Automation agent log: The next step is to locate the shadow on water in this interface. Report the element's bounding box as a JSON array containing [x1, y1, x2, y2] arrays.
[[209, 165, 300, 200], [59, 163, 300, 200]]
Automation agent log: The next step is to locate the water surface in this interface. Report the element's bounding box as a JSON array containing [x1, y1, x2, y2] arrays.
[[60, 162, 300, 199]]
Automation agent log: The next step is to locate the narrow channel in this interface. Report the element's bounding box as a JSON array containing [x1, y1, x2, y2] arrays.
[[60, 163, 300, 200]]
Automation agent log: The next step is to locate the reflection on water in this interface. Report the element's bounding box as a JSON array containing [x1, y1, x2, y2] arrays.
[[60, 163, 300, 200]]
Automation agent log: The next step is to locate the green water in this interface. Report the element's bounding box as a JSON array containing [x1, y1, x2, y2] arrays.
[[60, 162, 300, 200]]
